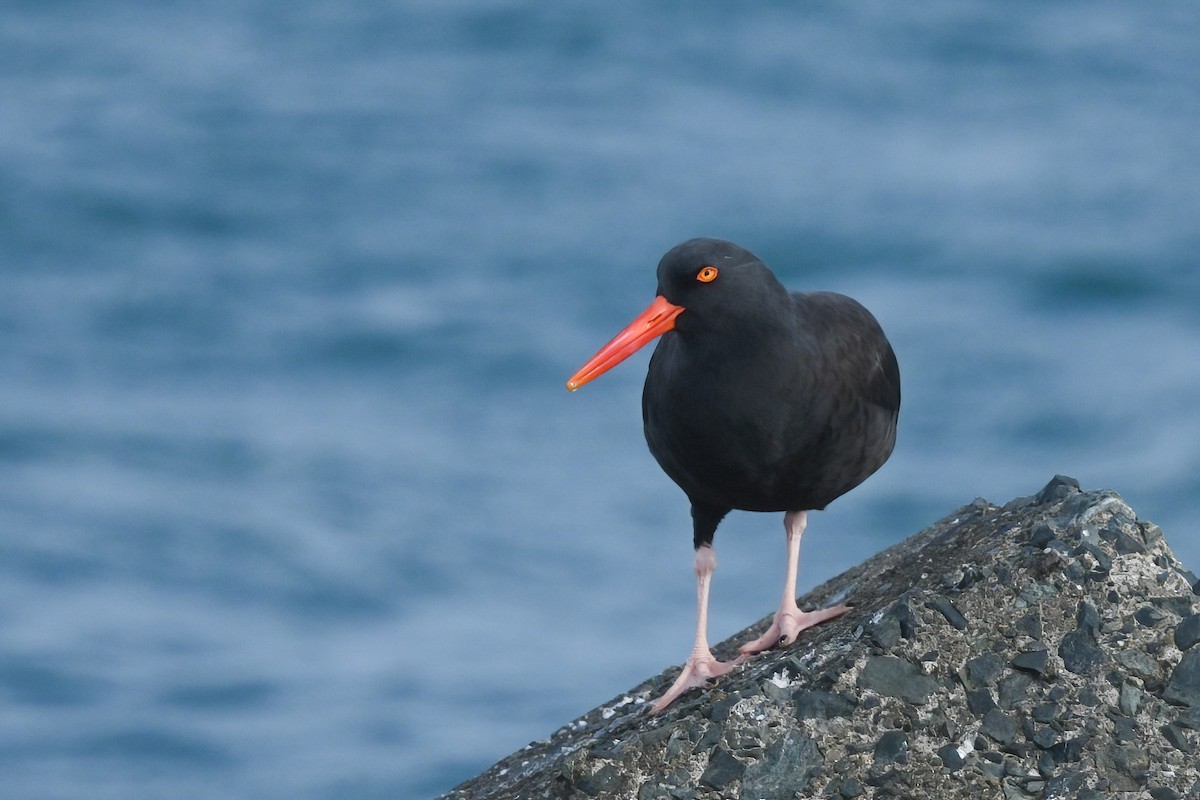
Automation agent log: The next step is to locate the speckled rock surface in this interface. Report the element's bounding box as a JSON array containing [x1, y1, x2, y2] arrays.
[[442, 478, 1200, 799]]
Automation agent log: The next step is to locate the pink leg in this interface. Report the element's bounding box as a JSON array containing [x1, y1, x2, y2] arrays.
[[739, 510, 849, 655], [650, 545, 745, 713]]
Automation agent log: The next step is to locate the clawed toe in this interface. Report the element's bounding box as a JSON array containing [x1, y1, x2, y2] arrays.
[[739, 603, 849, 656], [650, 651, 745, 713]]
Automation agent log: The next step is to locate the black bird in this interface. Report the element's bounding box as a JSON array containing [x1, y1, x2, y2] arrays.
[[567, 238, 900, 712]]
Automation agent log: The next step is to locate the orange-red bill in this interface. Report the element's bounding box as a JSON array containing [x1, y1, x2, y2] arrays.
[[566, 295, 684, 391]]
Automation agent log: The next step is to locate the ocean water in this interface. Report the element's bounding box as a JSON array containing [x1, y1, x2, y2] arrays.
[[2, 2, 1198, 798]]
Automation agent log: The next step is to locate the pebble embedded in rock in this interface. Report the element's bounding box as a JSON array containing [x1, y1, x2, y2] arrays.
[[1153, 596, 1197, 617], [838, 777, 864, 797], [1175, 614, 1200, 651], [1032, 702, 1058, 723], [868, 615, 902, 649], [963, 652, 1005, 689], [707, 695, 739, 723], [1011, 648, 1050, 677], [1031, 726, 1058, 749], [927, 596, 968, 630], [966, 687, 997, 716], [1116, 648, 1162, 685], [1044, 771, 1086, 796], [937, 743, 966, 772], [1179, 568, 1200, 596], [858, 655, 939, 705], [1095, 744, 1150, 791], [873, 730, 908, 765], [1113, 715, 1138, 743], [981, 708, 1018, 744], [1119, 682, 1143, 717], [1135, 606, 1168, 627], [573, 763, 622, 796], [1027, 521, 1056, 549], [889, 599, 919, 640], [1077, 602, 1100, 636], [793, 689, 856, 720], [1048, 735, 1088, 765], [998, 671, 1034, 710], [699, 748, 744, 790], [1161, 723, 1193, 754], [1059, 626, 1106, 675], [1036, 474, 1080, 503], [1112, 528, 1148, 555], [1015, 611, 1043, 640], [741, 730, 823, 798], [1163, 648, 1200, 707]]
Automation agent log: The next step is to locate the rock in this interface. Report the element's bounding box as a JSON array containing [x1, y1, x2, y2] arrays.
[[1095, 744, 1150, 791], [1044, 772, 1085, 796], [966, 687, 997, 716], [1059, 626, 1106, 675], [997, 671, 1034, 710], [1136, 605, 1169, 627], [1010, 648, 1050, 678], [1113, 715, 1138, 743], [837, 777, 864, 797], [873, 730, 908, 765], [1031, 702, 1058, 723], [1119, 682, 1143, 716], [441, 480, 1200, 800], [1161, 723, 1193, 754], [793, 689, 855, 720], [699, 748, 744, 789], [981, 708, 1018, 744], [927, 596, 968, 630], [867, 614, 902, 649], [1015, 611, 1042, 640], [1150, 787, 1183, 800], [1036, 474, 1080, 503], [963, 652, 1005, 689], [1048, 735, 1088, 765], [741, 730, 822, 798], [1077, 601, 1101, 636], [937, 743, 966, 772], [857, 655, 938, 704], [1163, 649, 1200, 707], [1176, 613, 1200, 651], [574, 763, 623, 796], [1116, 648, 1162, 686], [1031, 726, 1058, 749]]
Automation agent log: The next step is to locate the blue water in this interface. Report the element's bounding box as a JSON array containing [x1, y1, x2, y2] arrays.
[[3, 2, 1198, 797]]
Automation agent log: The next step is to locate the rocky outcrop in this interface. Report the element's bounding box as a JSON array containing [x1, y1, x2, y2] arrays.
[[443, 477, 1200, 799]]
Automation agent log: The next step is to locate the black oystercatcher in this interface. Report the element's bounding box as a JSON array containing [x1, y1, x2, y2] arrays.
[[567, 238, 900, 712]]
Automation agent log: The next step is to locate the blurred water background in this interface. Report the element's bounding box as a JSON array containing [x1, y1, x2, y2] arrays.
[[2, 2, 1198, 798]]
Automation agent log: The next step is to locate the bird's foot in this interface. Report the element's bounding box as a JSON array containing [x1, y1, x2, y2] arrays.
[[738, 603, 850, 655], [650, 649, 746, 714]]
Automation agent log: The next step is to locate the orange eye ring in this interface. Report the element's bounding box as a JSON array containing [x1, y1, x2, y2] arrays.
[[696, 266, 718, 283]]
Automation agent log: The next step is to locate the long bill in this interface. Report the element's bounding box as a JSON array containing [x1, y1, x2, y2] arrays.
[[566, 295, 684, 391]]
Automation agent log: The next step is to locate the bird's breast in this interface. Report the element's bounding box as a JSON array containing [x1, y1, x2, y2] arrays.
[[642, 334, 816, 510]]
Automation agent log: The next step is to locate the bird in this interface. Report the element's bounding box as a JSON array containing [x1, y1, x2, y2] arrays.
[[566, 238, 900, 712]]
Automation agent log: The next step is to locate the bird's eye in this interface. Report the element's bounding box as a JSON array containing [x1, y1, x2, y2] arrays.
[[696, 266, 718, 283]]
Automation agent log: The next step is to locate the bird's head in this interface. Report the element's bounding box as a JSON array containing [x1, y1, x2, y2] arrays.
[[566, 238, 784, 391]]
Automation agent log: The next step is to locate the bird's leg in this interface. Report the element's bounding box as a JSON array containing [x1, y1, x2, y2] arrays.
[[739, 510, 849, 655], [650, 545, 745, 713]]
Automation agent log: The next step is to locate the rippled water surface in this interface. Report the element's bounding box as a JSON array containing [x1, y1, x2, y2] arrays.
[[2, 2, 1198, 797]]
